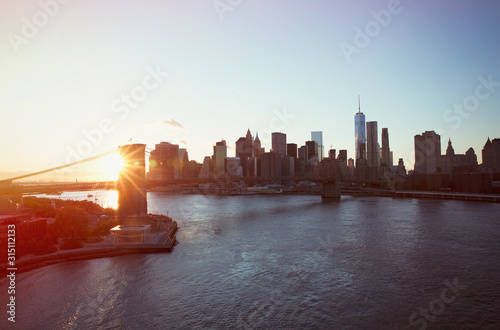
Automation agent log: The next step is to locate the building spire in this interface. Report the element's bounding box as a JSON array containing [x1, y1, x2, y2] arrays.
[[358, 95, 361, 114]]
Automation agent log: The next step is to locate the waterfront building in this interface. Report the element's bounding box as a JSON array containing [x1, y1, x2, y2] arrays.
[[213, 140, 227, 175], [111, 224, 152, 243], [414, 131, 441, 174], [328, 149, 336, 159], [441, 139, 478, 174], [482, 138, 500, 172], [354, 97, 366, 165], [311, 131, 324, 162], [271, 132, 287, 155]]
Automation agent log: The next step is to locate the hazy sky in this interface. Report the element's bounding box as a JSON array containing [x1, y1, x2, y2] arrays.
[[1, 0, 499, 177]]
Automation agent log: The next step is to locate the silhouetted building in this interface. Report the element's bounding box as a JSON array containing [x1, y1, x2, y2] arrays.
[[338, 150, 347, 163], [213, 140, 227, 175], [235, 137, 247, 157], [261, 152, 281, 178], [414, 131, 441, 174], [482, 137, 500, 172], [328, 149, 336, 159], [381, 128, 391, 167], [366, 121, 379, 168], [354, 97, 366, 165], [254, 133, 262, 158], [298, 145, 307, 160], [441, 139, 477, 174], [272, 132, 287, 155], [311, 131, 324, 162], [148, 142, 179, 181], [396, 158, 407, 175], [235, 130, 257, 177], [281, 155, 295, 176], [305, 141, 318, 162], [287, 143, 298, 158]]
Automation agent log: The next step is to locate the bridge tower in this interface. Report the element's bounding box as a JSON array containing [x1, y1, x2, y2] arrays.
[[118, 144, 147, 217], [321, 158, 341, 200]]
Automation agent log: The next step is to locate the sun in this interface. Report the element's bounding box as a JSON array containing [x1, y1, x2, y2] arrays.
[[101, 153, 125, 180]]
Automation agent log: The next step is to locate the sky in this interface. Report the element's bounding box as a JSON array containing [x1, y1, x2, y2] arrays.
[[1, 0, 499, 180]]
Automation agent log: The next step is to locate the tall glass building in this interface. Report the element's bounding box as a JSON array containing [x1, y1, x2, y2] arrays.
[[311, 131, 323, 162], [271, 132, 287, 155], [354, 110, 366, 163]]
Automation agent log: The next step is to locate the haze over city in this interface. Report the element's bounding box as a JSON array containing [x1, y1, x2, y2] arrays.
[[1, 0, 499, 179]]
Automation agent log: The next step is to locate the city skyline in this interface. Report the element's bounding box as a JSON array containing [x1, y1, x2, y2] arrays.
[[1, 1, 500, 177]]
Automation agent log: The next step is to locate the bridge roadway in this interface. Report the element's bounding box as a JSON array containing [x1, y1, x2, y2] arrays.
[[1, 181, 118, 195], [1, 179, 498, 203], [0, 176, 350, 196]]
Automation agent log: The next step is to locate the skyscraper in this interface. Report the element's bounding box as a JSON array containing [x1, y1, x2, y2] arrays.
[[482, 138, 500, 171], [354, 96, 366, 165], [305, 140, 318, 161], [338, 150, 347, 163], [254, 133, 262, 157], [213, 140, 227, 175], [148, 141, 179, 181], [298, 145, 307, 160], [311, 131, 323, 162], [381, 128, 391, 167], [366, 121, 379, 168], [414, 131, 441, 174], [271, 132, 286, 155], [287, 143, 298, 158]]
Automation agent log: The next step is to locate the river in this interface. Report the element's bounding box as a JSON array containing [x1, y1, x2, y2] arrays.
[[2, 192, 500, 329]]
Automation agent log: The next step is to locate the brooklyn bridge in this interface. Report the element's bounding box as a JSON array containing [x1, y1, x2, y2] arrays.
[[0, 144, 345, 216]]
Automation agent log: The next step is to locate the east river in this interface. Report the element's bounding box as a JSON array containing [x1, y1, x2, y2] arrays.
[[1, 192, 500, 329]]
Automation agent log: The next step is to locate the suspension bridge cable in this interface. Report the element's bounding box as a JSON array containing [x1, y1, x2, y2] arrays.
[[0, 149, 119, 183]]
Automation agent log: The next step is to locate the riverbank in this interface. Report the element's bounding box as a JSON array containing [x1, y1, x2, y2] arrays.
[[341, 189, 500, 203], [6, 218, 177, 274]]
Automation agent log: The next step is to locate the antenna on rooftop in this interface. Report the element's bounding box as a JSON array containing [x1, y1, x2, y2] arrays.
[[358, 95, 361, 114]]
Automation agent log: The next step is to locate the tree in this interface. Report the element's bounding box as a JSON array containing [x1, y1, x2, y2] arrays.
[[55, 205, 90, 240]]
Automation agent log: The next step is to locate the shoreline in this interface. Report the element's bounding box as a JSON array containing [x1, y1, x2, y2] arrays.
[[4, 219, 177, 274], [175, 189, 500, 203], [9, 245, 174, 274]]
